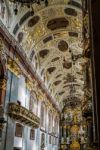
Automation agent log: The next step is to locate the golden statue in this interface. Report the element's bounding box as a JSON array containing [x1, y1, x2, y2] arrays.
[[70, 140, 80, 150]]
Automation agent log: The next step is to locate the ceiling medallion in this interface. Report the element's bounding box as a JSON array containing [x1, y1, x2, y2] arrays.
[[63, 85, 68, 88], [51, 57, 59, 62], [47, 67, 56, 74], [28, 16, 40, 27], [54, 80, 61, 86], [59, 91, 64, 95], [39, 49, 49, 58], [47, 17, 69, 31], [63, 74, 76, 83], [56, 74, 62, 78], [64, 8, 77, 16], [58, 40, 68, 52], [17, 32, 24, 43], [63, 61, 72, 69]]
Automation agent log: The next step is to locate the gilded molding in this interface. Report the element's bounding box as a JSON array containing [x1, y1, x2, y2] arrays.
[[0, 38, 4, 53], [0, 78, 7, 90]]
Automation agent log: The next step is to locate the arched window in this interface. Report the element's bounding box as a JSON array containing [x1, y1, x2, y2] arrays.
[[29, 93, 37, 114], [55, 117, 59, 134], [29, 95, 33, 112], [34, 98, 37, 114], [40, 103, 45, 127], [48, 111, 52, 133], [49, 135, 52, 144]]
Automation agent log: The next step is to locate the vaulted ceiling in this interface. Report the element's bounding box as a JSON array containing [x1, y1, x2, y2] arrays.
[[2, 0, 87, 109]]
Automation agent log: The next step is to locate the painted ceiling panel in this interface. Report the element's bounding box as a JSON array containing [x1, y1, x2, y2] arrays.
[[3, 0, 89, 109]]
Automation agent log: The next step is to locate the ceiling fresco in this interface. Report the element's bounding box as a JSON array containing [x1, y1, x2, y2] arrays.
[[1, 0, 90, 109]]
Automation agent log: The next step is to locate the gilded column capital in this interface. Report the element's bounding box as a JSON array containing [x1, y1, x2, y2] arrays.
[[7, 58, 21, 77], [26, 79, 33, 90], [45, 101, 50, 108], [37, 88, 45, 101]]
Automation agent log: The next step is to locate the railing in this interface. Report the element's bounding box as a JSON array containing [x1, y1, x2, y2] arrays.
[[8, 103, 40, 128]]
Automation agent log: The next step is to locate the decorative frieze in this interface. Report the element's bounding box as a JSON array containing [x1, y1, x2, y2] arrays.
[[8, 102, 40, 128]]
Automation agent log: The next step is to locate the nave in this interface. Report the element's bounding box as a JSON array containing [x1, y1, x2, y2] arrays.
[[0, 0, 99, 150]]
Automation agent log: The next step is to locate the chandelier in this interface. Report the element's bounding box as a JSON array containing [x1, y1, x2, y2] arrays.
[[9, 0, 48, 14]]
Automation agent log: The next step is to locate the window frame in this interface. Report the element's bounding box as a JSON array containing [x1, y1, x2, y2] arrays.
[[15, 123, 23, 138], [30, 129, 35, 140]]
